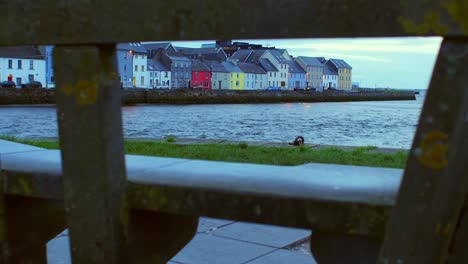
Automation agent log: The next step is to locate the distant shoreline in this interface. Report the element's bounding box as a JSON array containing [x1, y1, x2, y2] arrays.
[[0, 87, 416, 105]]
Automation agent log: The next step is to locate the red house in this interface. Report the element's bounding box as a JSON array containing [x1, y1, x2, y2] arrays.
[[191, 59, 212, 90]]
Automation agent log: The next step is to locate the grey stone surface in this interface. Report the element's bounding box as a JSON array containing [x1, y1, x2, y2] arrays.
[[47, 230, 71, 264], [171, 234, 275, 264], [212, 222, 311, 248], [130, 156, 402, 206], [0, 139, 44, 155], [198, 217, 235, 233], [247, 249, 316, 264]]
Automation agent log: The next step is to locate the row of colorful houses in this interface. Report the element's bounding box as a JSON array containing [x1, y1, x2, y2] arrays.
[[0, 42, 352, 91], [117, 42, 353, 91]]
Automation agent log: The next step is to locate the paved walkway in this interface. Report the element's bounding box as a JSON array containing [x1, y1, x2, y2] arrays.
[[47, 217, 315, 264]]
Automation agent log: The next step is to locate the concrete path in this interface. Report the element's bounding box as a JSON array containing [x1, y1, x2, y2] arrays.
[[47, 217, 315, 264]]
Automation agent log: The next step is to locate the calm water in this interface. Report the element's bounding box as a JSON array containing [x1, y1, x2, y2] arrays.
[[0, 93, 425, 149]]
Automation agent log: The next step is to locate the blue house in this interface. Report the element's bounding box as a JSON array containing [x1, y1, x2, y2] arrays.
[[287, 60, 307, 89]]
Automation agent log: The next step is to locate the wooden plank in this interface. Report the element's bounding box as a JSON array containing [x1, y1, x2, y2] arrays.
[[0, 0, 466, 46], [378, 38, 468, 263], [54, 45, 128, 263]]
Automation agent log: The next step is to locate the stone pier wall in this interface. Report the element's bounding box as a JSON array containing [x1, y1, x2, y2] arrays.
[[0, 88, 416, 105]]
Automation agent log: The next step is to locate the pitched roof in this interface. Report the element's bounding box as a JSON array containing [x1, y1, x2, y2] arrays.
[[142, 42, 173, 51], [117, 42, 146, 53], [0, 46, 45, 60], [166, 53, 191, 62], [231, 49, 254, 62], [237, 62, 266, 74], [177, 47, 226, 61], [206, 61, 228, 73], [297, 56, 323, 67], [191, 59, 210, 71], [328, 58, 352, 69], [222, 61, 242, 73], [323, 63, 338, 75], [287, 61, 306, 74], [267, 49, 289, 64], [245, 49, 267, 64], [147, 59, 170, 71], [259, 58, 278, 72]]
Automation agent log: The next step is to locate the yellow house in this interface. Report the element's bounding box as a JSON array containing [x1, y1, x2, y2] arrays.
[[327, 59, 352, 90], [223, 61, 245, 90]]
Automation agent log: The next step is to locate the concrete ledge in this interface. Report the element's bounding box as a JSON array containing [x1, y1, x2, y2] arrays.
[[0, 139, 401, 237]]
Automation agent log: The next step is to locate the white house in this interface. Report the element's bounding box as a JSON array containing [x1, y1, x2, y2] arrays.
[[148, 59, 171, 88], [0, 46, 46, 86], [231, 49, 289, 89], [237, 62, 267, 90], [322, 62, 338, 90], [129, 43, 148, 88]]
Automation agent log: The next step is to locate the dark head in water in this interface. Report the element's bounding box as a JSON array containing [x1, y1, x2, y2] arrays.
[[289, 136, 305, 146]]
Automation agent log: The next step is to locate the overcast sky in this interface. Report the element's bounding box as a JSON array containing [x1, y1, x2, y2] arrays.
[[169, 37, 442, 90]]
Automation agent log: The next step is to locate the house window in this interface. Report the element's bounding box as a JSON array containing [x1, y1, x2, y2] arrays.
[[204, 82, 209, 86], [29, 60, 34, 70], [247, 81, 249, 87], [269, 72, 272, 77], [18, 60, 22, 69], [237, 73, 239, 78], [236, 81, 239, 86], [141, 76, 144, 86], [164, 72, 168, 78], [124, 65, 127, 71], [195, 72, 199, 79], [142, 66, 145, 72], [135, 65, 138, 72], [150, 79, 153, 86], [28, 74, 34, 82], [8, 60, 12, 69], [150, 72, 153, 77]]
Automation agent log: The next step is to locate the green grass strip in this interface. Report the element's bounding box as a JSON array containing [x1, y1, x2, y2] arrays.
[[0, 136, 407, 168]]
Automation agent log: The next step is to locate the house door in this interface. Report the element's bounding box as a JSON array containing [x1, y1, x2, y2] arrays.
[[329, 82, 332, 88], [219, 81, 222, 90], [295, 81, 300, 88], [16, 78, 22, 85], [29, 74, 34, 82], [132, 77, 136, 87], [8, 74, 13, 81], [281, 81, 286, 87]]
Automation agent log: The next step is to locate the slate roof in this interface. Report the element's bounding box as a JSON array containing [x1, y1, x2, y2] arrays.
[[267, 49, 289, 64], [296, 56, 323, 67], [328, 58, 352, 69], [0, 46, 45, 60], [259, 58, 278, 72], [142, 42, 172, 51], [177, 47, 226, 61], [117, 42, 146, 53], [245, 50, 266, 64], [231, 49, 254, 62], [191, 59, 211, 71], [323, 63, 338, 75], [287, 61, 306, 74], [166, 53, 191, 62], [237, 62, 266, 74], [206, 61, 229, 73], [222, 61, 242, 73], [147, 59, 170, 71]]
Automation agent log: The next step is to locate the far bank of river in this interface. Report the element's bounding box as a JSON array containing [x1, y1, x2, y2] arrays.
[[0, 88, 415, 105]]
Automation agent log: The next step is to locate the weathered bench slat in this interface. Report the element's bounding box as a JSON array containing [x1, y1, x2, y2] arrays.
[[379, 38, 468, 263], [53, 45, 129, 263], [0, 0, 465, 46], [0, 142, 402, 238]]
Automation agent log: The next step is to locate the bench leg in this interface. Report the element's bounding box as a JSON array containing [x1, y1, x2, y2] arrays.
[[128, 210, 199, 263], [310, 232, 382, 264], [1, 196, 66, 263]]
